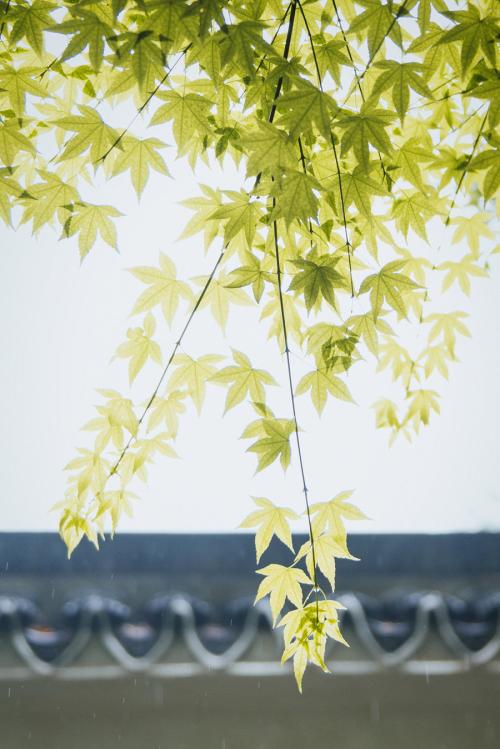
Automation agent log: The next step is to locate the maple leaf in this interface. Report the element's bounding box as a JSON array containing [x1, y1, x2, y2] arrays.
[[225, 252, 274, 303], [49, 7, 115, 70], [348, 0, 404, 59], [277, 80, 338, 140], [62, 202, 122, 258], [391, 191, 441, 240], [0, 120, 36, 167], [336, 103, 394, 170], [129, 253, 193, 324], [114, 313, 162, 384], [390, 138, 434, 191], [296, 532, 358, 589], [167, 353, 223, 413], [55, 105, 119, 163], [18, 170, 79, 234], [111, 136, 170, 197], [419, 346, 450, 379], [450, 212, 494, 255], [311, 38, 351, 84], [336, 164, 387, 217], [147, 390, 187, 437], [309, 491, 368, 539], [219, 21, 273, 79], [469, 150, 500, 202], [438, 254, 488, 295], [372, 61, 432, 120], [271, 170, 321, 227], [197, 275, 252, 331], [240, 121, 297, 177], [210, 350, 277, 413], [425, 311, 470, 357], [210, 190, 262, 247], [6, 0, 55, 57], [295, 368, 354, 414], [288, 253, 348, 311], [150, 90, 213, 155], [404, 388, 440, 431], [439, 5, 499, 74], [0, 66, 49, 115], [359, 260, 421, 320], [246, 418, 295, 473], [255, 563, 312, 623], [240, 497, 299, 561], [348, 312, 393, 357]]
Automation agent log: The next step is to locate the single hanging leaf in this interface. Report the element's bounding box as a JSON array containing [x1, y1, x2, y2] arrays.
[[114, 313, 162, 384], [255, 563, 312, 624], [295, 368, 354, 414], [309, 491, 368, 539], [167, 354, 223, 414], [129, 252, 193, 324], [240, 497, 299, 562], [246, 417, 295, 473], [210, 349, 277, 413], [359, 260, 421, 320], [111, 136, 170, 197]]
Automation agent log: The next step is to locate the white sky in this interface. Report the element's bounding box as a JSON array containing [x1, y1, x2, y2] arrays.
[[1, 149, 499, 535]]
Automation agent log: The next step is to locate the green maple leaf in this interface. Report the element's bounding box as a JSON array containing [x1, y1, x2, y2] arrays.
[[49, 8, 115, 70], [438, 254, 488, 295], [372, 61, 432, 120], [110, 31, 165, 89], [337, 103, 394, 170], [210, 349, 277, 413], [246, 417, 295, 473], [151, 90, 213, 155], [197, 275, 252, 331], [469, 150, 500, 202], [359, 260, 421, 320], [115, 313, 162, 384], [309, 490, 368, 538], [348, 0, 404, 59], [0, 65, 49, 115], [112, 135, 170, 198], [391, 190, 441, 240], [168, 353, 223, 413], [425, 311, 470, 357], [390, 138, 434, 190], [6, 0, 55, 57], [271, 170, 321, 226], [62, 202, 122, 258], [128, 252, 193, 324], [55, 105, 119, 163], [439, 5, 499, 74], [219, 21, 273, 79], [296, 533, 357, 590], [288, 253, 348, 311], [255, 563, 311, 624], [0, 120, 35, 166], [241, 121, 297, 177], [240, 497, 299, 562], [225, 252, 274, 303], [141, 0, 198, 51], [210, 190, 261, 247], [336, 164, 387, 217], [348, 312, 393, 356], [18, 170, 79, 233], [277, 80, 338, 140], [147, 390, 187, 438], [295, 368, 354, 414], [405, 388, 440, 431], [311, 38, 351, 84], [450, 212, 494, 254]]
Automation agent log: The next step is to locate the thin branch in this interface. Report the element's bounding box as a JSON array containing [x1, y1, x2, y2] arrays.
[[97, 44, 192, 164], [444, 111, 488, 226], [297, 0, 354, 297], [109, 248, 226, 478]]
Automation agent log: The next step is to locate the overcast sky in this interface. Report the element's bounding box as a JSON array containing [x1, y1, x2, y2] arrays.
[[1, 147, 499, 536]]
